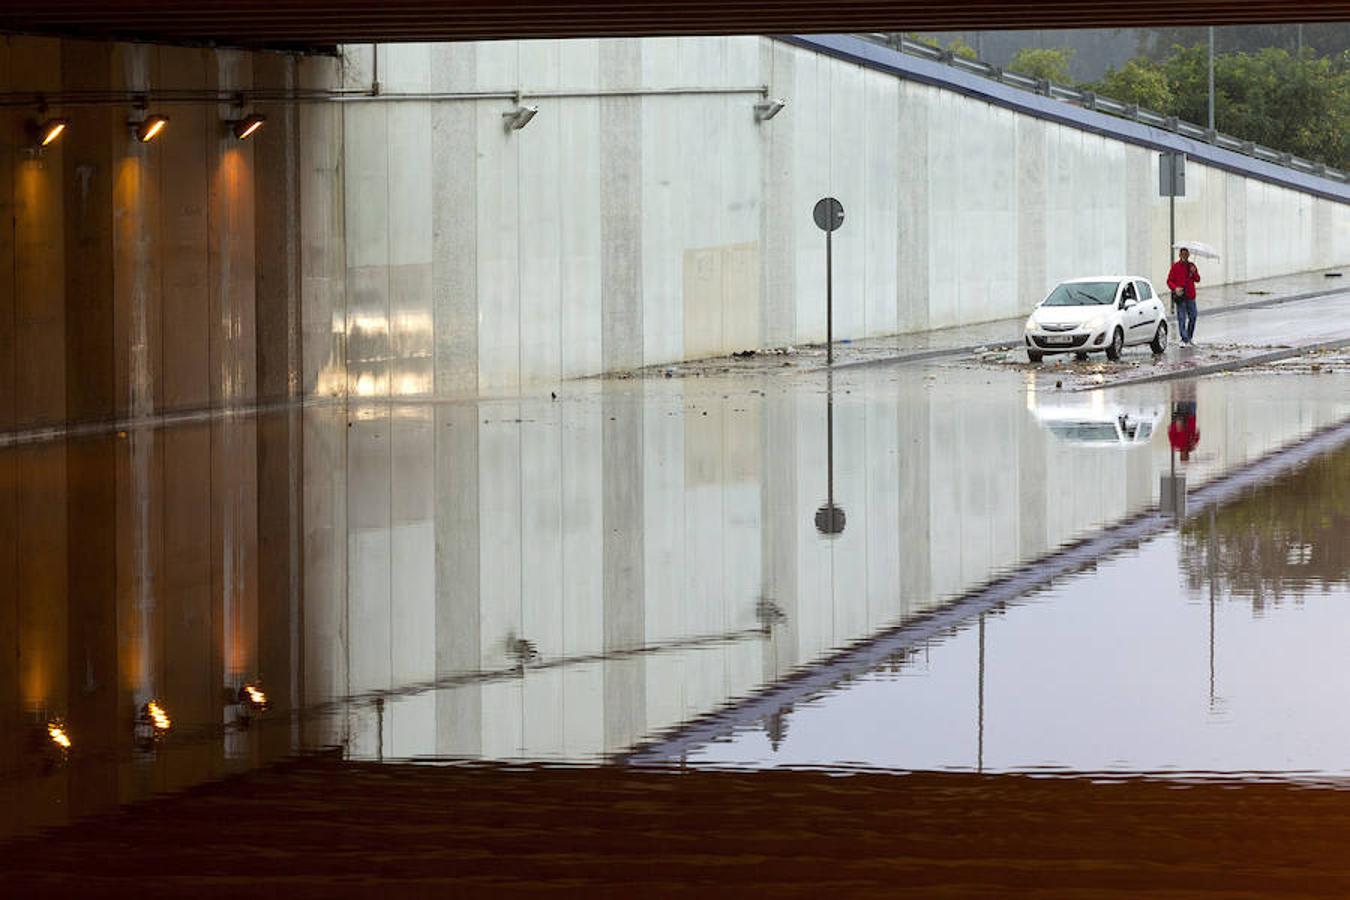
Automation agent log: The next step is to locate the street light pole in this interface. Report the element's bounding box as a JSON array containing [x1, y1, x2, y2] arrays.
[[1207, 26, 1215, 133]]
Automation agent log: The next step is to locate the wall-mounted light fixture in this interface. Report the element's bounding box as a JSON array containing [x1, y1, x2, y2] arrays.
[[230, 112, 267, 141], [32, 117, 69, 148], [754, 98, 786, 122], [133, 113, 169, 143], [502, 103, 538, 132]]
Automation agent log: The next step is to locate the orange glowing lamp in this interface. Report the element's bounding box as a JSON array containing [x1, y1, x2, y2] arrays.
[[135, 114, 169, 143], [38, 118, 69, 147]]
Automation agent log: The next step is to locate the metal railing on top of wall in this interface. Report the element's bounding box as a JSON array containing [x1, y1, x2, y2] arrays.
[[857, 32, 1349, 185]]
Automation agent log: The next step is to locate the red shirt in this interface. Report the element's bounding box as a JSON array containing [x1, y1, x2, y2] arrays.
[[1168, 416, 1200, 453], [1167, 260, 1201, 300]]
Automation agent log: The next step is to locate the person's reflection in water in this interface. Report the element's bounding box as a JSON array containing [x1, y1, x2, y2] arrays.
[[1161, 381, 1198, 517], [1168, 382, 1200, 463]]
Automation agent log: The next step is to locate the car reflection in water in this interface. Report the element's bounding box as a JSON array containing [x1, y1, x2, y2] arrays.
[[1029, 387, 1162, 448]]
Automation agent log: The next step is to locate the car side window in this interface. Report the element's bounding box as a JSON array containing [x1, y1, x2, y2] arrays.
[[1121, 282, 1136, 302], [1135, 280, 1153, 301]]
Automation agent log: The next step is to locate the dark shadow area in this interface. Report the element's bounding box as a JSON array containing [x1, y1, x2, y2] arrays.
[[8, 757, 1350, 897]]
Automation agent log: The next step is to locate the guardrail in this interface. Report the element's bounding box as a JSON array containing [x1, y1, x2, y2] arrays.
[[857, 33, 1349, 185]]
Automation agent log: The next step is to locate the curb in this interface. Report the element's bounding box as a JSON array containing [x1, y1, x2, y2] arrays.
[[1077, 337, 1350, 391]]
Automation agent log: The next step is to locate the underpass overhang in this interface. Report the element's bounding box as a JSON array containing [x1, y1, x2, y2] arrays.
[[3, 1, 1349, 50]]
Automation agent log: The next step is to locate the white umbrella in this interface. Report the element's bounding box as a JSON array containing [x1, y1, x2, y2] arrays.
[[1172, 240, 1220, 260]]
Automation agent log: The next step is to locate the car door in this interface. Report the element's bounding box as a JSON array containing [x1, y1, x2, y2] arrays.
[[1127, 279, 1157, 343], [1117, 281, 1146, 344]]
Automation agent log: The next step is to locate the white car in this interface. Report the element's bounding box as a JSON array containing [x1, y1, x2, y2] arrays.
[[1029, 390, 1163, 448], [1023, 276, 1168, 362]]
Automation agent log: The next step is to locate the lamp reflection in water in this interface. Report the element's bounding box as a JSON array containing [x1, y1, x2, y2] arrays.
[[241, 684, 269, 709], [234, 682, 271, 727], [134, 700, 173, 750], [47, 721, 71, 751]]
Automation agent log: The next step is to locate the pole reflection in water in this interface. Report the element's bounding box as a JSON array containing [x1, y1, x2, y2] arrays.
[[814, 371, 846, 537]]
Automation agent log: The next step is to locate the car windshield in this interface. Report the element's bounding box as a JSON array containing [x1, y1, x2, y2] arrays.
[[1042, 281, 1118, 307], [1046, 422, 1121, 442]]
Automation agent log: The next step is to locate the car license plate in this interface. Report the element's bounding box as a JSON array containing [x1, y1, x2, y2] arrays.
[[1044, 335, 1073, 345]]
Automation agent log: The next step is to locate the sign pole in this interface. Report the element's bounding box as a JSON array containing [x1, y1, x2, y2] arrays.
[[1169, 194, 1175, 270], [811, 197, 846, 538], [826, 227, 833, 365], [812, 196, 844, 367]]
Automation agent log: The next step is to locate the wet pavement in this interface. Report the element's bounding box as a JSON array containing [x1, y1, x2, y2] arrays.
[[4, 285, 1350, 893], [650, 268, 1350, 385]]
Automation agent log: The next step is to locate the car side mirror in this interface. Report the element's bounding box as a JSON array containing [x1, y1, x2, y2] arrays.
[[1122, 298, 1137, 310]]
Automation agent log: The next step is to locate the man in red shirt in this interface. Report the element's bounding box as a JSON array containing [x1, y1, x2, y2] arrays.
[[1167, 247, 1202, 347], [1168, 399, 1200, 462]]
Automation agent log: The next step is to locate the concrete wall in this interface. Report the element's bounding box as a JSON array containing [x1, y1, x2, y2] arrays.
[[0, 35, 332, 835], [336, 36, 1350, 399], [0, 35, 343, 434], [2, 33, 1345, 418]]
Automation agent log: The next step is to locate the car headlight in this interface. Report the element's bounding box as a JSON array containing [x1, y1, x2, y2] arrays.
[[1024, 319, 1036, 332], [1086, 316, 1106, 333]]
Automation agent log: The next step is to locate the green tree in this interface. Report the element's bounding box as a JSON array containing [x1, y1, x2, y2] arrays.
[[1088, 57, 1174, 111], [945, 37, 978, 61], [1007, 47, 1075, 84], [1161, 44, 1349, 169], [1137, 23, 1350, 61], [903, 33, 978, 60]]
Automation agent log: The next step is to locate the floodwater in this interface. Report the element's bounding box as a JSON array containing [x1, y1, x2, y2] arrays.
[[3, 363, 1350, 891]]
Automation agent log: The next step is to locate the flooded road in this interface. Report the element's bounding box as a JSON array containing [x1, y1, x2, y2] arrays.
[[688, 447, 1350, 778], [3, 360, 1350, 891]]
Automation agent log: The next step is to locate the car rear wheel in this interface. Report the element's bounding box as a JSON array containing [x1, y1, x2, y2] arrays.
[[1150, 320, 1168, 354], [1105, 328, 1124, 362], [1027, 349, 1044, 363]]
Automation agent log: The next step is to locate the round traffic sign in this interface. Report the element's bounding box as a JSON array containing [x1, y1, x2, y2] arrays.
[[813, 197, 845, 232]]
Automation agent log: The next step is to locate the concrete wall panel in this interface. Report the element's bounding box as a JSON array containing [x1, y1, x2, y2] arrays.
[[896, 80, 932, 333], [10, 38, 66, 426]]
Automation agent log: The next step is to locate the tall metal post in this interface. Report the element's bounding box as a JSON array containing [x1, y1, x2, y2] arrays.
[[826, 228, 833, 365], [812, 197, 844, 366], [1207, 26, 1215, 132], [1169, 194, 1175, 270]]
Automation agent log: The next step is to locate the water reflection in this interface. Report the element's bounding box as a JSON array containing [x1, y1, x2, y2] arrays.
[[1182, 444, 1350, 606], [2, 369, 1350, 838], [813, 371, 846, 536], [691, 441, 1350, 778]]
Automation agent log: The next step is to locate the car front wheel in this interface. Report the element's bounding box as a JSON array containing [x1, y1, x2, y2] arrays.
[[1150, 320, 1168, 354], [1105, 327, 1124, 362], [1027, 349, 1044, 363]]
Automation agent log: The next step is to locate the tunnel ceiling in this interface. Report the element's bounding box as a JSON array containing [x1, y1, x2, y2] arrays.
[[3, 1, 1350, 50]]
